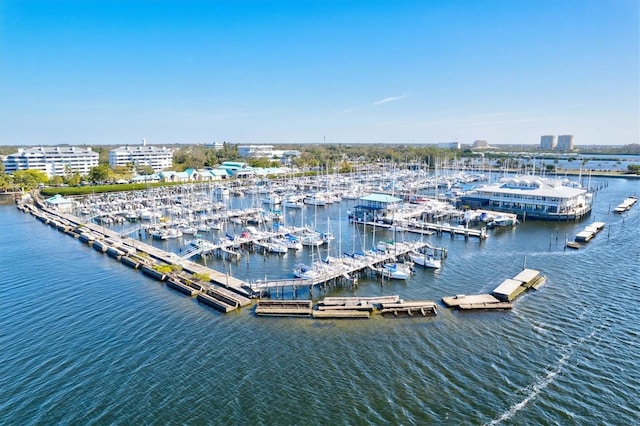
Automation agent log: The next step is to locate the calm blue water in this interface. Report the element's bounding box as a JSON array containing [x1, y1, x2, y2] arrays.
[[1, 178, 639, 425]]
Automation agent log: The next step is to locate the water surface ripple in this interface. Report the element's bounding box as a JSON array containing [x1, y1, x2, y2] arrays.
[[1, 177, 639, 424]]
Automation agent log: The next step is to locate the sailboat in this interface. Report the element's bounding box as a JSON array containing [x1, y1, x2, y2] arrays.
[[381, 263, 413, 280], [408, 250, 441, 269]]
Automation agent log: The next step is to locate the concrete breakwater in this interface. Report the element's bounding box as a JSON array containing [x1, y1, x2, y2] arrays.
[[18, 200, 252, 313]]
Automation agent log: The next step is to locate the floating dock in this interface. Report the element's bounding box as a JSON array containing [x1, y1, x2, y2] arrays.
[[254, 300, 313, 317], [567, 221, 605, 249], [613, 196, 637, 213], [442, 268, 544, 310], [248, 240, 430, 293], [379, 301, 438, 317], [312, 309, 371, 319], [441, 294, 513, 310]]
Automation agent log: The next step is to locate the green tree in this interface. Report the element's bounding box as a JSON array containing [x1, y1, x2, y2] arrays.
[[112, 165, 133, 180], [136, 165, 155, 175], [88, 164, 113, 183], [0, 173, 13, 191], [12, 169, 49, 190], [49, 175, 64, 186], [65, 171, 82, 186]]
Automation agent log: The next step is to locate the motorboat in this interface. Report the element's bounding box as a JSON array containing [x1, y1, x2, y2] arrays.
[[185, 238, 216, 256]]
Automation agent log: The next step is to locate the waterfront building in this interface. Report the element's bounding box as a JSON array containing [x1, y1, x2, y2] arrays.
[[155, 168, 229, 183], [557, 135, 574, 151], [44, 194, 76, 213], [109, 141, 173, 172], [2, 146, 99, 177], [351, 193, 402, 223], [540, 135, 556, 150], [472, 140, 489, 149], [460, 175, 592, 221], [217, 161, 256, 178], [131, 174, 161, 184], [159, 170, 190, 183], [437, 142, 461, 150], [185, 168, 229, 181], [204, 142, 225, 150], [238, 145, 300, 162]]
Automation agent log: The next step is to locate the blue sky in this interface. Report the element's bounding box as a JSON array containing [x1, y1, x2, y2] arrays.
[[1, 0, 638, 146]]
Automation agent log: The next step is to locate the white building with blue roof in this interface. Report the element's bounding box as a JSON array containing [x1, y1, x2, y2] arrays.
[[45, 194, 76, 213]]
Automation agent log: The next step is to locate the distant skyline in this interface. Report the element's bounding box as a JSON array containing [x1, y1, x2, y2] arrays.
[[1, 0, 638, 146]]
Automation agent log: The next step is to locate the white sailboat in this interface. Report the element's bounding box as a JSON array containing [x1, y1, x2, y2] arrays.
[[408, 250, 441, 269]]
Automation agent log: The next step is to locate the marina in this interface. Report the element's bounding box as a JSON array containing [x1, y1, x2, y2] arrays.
[[20, 190, 443, 314], [10, 168, 629, 320], [3, 174, 639, 425], [14, 167, 557, 320]]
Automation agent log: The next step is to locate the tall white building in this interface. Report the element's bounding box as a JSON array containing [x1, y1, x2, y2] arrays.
[[2, 146, 99, 177], [109, 143, 173, 172], [540, 135, 556, 150], [557, 135, 574, 151]]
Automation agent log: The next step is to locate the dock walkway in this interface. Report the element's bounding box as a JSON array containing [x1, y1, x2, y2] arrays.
[[45, 208, 251, 291], [247, 240, 430, 291], [442, 268, 544, 310], [353, 219, 487, 239]]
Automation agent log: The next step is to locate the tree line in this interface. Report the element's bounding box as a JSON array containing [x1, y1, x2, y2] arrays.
[[2, 142, 639, 192]]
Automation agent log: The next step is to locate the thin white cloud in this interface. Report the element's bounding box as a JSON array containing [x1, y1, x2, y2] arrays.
[[373, 94, 407, 106]]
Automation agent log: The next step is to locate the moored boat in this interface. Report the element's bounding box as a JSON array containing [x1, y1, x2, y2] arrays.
[[408, 250, 441, 269]]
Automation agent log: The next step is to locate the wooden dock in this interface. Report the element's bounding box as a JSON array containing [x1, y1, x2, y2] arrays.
[[567, 221, 605, 248], [354, 219, 487, 239], [312, 310, 371, 319], [254, 300, 313, 317], [379, 301, 438, 317], [247, 240, 429, 292], [21, 201, 257, 312], [442, 268, 544, 310], [442, 294, 512, 309], [613, 196, 637, 213]]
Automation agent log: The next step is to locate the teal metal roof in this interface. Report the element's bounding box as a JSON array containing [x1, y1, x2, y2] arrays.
[[359, 193, 402, 203], [45, 194, 73, 205]]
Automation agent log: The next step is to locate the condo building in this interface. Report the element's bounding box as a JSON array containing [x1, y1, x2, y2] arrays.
[[109, 144, 173, 172], [2, 146, 99, 177], [540, 135, 556, 150], [557, 135, 574, 151]]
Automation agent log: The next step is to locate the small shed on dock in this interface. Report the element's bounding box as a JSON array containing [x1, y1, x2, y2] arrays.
[[45, 194, 75, 213]]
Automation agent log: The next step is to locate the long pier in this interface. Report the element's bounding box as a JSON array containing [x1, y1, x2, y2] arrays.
[[247, 240, 429, 292], [352, 219, 487, 239], [24, 200, 252, 292]]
